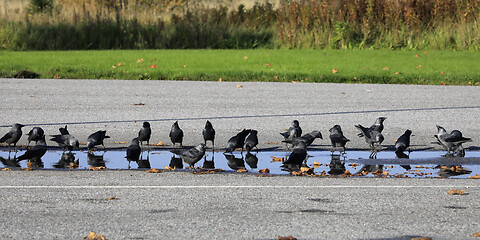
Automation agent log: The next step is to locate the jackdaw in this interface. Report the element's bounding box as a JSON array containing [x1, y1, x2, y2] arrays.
[[170, 143, 206, 172], [87, 130, 110, 150], [355, 123, 384, 158], [434, 125, 472, 156], [126, 138, 141, 162], [59, 125, 70, 135], [329, 125, 350, 152], [358, 117, 386, 137], [281, 141, 308, 167], [280, 120, 302, 140], [0, 123, 25, 151], [225, 129, 251, 153], [169, 121, 184, 147], [16, 135, 47, 161], [50, 133, 79, 152], [244, 130, 259, 152], [26, 127, 44, 147], [202, 120, 215, 147], [395, 130, 413, 158], [138, 122, 151, 146], [282, 130, 322, 147]]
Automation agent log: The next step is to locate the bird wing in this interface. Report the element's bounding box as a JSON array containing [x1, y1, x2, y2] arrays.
[[0, 131, 13, 143]]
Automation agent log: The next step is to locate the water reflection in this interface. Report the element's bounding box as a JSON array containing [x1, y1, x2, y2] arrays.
[[87, 152, 105, 167], [224, 153, 246, 170], [1, 149, 480, 178]]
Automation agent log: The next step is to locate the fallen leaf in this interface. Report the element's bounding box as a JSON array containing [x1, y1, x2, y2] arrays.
[[270, 156, 284, 163], [117, 62, 124, 66], [164, 166, 174, 170], [148, 65, 158, 69], [218, 78, 223, 82], [441, 81, 446, 85], [440, 71, 446, 75], [27, 161, 33, 170], [423, 51, 429, 54], [69, 162, 79, 169], [291, 80, 299, 83], [416, 64, 422, 68], [1, 168, 11, 171], [472, 232, 480, 237], [89, 166, 107, 171], [243, 56, 248, 60], [349, 163, 359, 168], [112, 65, 117, 68], [137, 58, 144, 63], [265, 63, 273, 67], [313, 161, 320, 167], [382, 67, 389, 70], [274, 76, 278, 80], [415, 54, 419, 58], [29, 95, 36, 98], [332, 68, 338, 74], [259, 168, 270, 174], [278, 235, 297, 240], [236, 84, 243, 88], [114, 141, 128, 144], [300, 167, 315, 175], [469, 174, 480, 179], [448, 189, 467, 195], [344, 170, 352, 176], [133, 103, 146, 106], [84, 231, 106, 240], [411, 237, 432, 240], [267, 142, 279, 145], [152, 58, 157, 61], [106, 197, 118, 200], [183, 65, 187, 68], [395, 72, 400, 75], [145, 168, 162, 173], [237, 169, 248, 173], [353, 76, 357, 80], [54, 74, 61, 79], [150, 141, 165, 146]]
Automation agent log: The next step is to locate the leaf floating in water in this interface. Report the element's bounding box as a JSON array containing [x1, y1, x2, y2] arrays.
[[145, 168, 162, 173], [270, 156, 284, 163], [313, 161, 320, 168], [258, 168, 270, 174], [89, 166, 107, 171], [448, 189, 467, 195], [84, 231, 106, 240]]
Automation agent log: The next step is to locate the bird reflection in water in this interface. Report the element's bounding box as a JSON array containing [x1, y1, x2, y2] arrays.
[[53, 152, 78, 169], [169, 154, 184, 169], [137, 154, 151, 169], [224, 153, 246, 171], [87, 152, 106, 167], [245, 152, 258, 169], [202, 154, 215, 169], [328, 153, 346, 175], [435, 165, 472, 178], [28, 157, 44, 169], [0, 156, 20, 168]]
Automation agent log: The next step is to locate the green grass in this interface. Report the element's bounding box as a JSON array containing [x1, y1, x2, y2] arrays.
[[1, 49, 479, 85]]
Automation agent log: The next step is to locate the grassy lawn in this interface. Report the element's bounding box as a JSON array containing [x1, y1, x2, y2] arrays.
[[1, 49, 479, 85]]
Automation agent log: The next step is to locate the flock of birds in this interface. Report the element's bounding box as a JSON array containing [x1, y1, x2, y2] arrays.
[[0, 117, 474, 171]]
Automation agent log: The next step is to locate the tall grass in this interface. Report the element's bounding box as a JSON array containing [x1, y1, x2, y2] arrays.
[[1, 0, 479, 50]]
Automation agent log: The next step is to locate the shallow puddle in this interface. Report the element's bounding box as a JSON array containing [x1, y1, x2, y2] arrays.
[[1, 149, 480, 178]]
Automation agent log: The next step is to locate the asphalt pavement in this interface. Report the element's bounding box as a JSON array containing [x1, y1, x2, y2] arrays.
[[0, 79, 479, 239]]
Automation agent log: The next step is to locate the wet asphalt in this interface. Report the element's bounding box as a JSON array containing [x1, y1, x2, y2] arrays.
[[1, 79, 480, 239]]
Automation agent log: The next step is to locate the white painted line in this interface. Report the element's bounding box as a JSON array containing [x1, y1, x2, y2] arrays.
[[0, 185, 478, 189]]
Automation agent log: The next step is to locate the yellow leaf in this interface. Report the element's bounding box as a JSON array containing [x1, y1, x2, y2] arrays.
[[114, 141, 128, 144], [84, 232, 106, 240], [137, 58, 144, 63], [236, 84, 243, 88], [469, 174, 480, 179], [89, 166, 107, 171], [237, 169, 248, 173], [332, 68, 338, 74], [106, 197, 118, 200], [1, 168, 11, 171], [164, 166, 174, 170], [448, 189, 467, 195], [270, 156, 284, 163], [117, 62, 124, 66], [471, 232, 480, 237], [258, 168, 270, 174], [146, 168, 162, 173]]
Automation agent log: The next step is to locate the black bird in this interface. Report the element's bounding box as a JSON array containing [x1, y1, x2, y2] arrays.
[[16, 135, 47, 161], [355, 124, 384, 158], [170, 143, 206, 171], [225, 129, 251, 153], [50, 124, 79, 152], [169, 121, 184, 147], [358, 117, 386, 137], [87, 130, 110, 150], [280, 120, 302, 140], [126, 138, 141, 162], [282, 130, 322, 147], [329, 125, 350, 152], [59, 125, 70, 135], [169, 155, 184, 169], [26, 127, 44, 147], [281, 141, 308, 167], [138, 122, 151, 146], [202, 120, 215, 147], [0, 123, 25, 151], [244, 130, 259, 152], [434, 125, 472, 156], [395, 130, 413, 158]]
